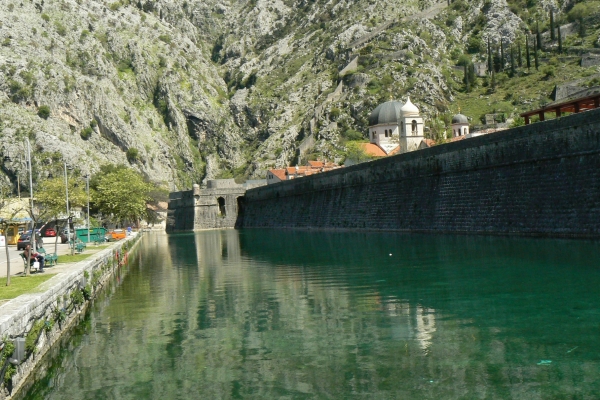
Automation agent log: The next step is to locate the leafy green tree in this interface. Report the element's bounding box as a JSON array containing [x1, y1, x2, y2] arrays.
[[93, 167, 152, 225], [36, 177, 87, 220], [343, 142, 375, 165], [36, 176, 87, 253]]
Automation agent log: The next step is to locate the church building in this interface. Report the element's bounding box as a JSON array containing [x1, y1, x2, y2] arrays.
[[365, 97, 425, 156]]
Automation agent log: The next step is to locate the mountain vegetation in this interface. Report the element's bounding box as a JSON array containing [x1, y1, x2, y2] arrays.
[[0, 0, 599, 191]]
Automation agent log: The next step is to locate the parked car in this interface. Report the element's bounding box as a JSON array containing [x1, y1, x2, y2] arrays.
[[16, 233, 31, 250], [43, 227, 57, 237]]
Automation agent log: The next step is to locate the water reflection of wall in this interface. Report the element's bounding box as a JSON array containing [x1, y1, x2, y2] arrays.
[[27, 231, 600, 399]]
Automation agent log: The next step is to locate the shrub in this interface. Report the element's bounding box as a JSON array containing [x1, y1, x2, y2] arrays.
[[41, 13, 50, 22], [126, 147, 139, 162], [343, 129, 364, 141], [55, 22, 67, 36], [81, 126, 93, 139], [467, 36, 485, 54], [158, 34, 171, 44], [542, 65, 555, 79], [37, 105, 51, 119], [330, 107, 341, 120]]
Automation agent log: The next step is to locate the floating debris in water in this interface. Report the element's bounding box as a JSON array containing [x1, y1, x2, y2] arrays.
[[537, 360, 552, 365], [567, 346, 578, 353]]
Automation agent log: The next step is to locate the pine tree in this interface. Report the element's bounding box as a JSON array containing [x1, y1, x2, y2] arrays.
[[526, 35, 531, 70], [536, 22, 543, 51], [487, 37, 492, 73], [558, 24, 563, 54], [534, 37, 539, 70], [550, 10, 555, 41], [510, 46, 516, 76], [500, 40, 505, 71]]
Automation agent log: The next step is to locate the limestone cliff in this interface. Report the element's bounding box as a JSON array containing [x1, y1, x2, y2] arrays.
[[0, 0, 581, 190]]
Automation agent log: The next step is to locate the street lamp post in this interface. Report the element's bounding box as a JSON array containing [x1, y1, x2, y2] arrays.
[[64, 162, 71, 254], [25, 138, 35, 254], [86, 174, 90, 243]]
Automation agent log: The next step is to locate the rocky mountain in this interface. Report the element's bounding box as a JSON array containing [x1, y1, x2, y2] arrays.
[[0, 0, 584, 191]]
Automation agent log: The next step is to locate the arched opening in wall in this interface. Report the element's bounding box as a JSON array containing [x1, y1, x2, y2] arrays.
[[234, 196, 246, 228], [412, 120, 417, 135], [217, 197, 226, 217]]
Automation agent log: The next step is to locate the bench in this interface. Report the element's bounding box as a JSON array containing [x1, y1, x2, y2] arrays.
[[20, 253, 39, 273], [70, 240, 86, 253], [37, 247, 58, 266]]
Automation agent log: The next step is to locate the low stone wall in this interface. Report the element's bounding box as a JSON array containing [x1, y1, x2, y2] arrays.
[[238, 109, 600, 237], [0, 235, 141, 399]]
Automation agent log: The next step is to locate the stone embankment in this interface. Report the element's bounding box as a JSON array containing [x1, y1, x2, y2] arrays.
[[0, 234, 141, 399]]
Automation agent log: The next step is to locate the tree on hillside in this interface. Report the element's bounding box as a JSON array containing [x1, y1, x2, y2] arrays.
[[526, 35, 531, 70], [534, 37, 539, 70], [500, 40, 505, 71], [550, 9, 555, 40], [487, 38, 492, 72], [510, 46, 516, 76], [92, 167, 152, 226], [536, 21, 543, 51], [558, 24, 563, 53]]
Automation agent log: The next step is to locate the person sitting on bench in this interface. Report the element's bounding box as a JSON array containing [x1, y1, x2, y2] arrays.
[[24, 244, 45, 273]]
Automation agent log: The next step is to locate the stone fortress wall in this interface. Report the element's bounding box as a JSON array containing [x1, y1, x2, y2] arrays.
[[167, 179, 264, 231], [236, 109, 600, 237]]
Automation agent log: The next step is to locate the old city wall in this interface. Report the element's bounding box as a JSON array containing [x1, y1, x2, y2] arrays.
[[237, 109, 600, 237], [167, 180, 250, 231]]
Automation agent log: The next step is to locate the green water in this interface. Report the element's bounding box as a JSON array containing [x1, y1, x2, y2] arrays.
[[23, 230, 600, 399]]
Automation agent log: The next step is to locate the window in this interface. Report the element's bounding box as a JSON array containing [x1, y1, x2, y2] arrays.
[[412, 120, 417, 135]]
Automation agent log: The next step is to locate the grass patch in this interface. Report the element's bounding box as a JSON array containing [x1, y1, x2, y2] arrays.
[[0, 275, 54, 300], [57, 253, 92, 263]]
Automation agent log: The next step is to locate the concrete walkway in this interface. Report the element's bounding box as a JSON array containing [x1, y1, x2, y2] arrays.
[[0, 237, 109, 279]]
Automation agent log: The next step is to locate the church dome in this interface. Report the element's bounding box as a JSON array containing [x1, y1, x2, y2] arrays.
[[452, 113, 468, 124], [401, 97, 419, 116], [368, 101, 403, 126]]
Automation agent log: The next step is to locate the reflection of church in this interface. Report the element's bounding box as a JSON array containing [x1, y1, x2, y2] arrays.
[[363, 97, 425, 156]]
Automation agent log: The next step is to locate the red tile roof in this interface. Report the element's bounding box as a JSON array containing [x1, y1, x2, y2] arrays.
[[268, 169, 287, 180], [360, 143, 387, 157], [307, 160, 325, 168]]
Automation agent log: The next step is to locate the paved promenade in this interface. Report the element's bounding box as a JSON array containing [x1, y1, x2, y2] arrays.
[[0, 237, 108, 280]]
